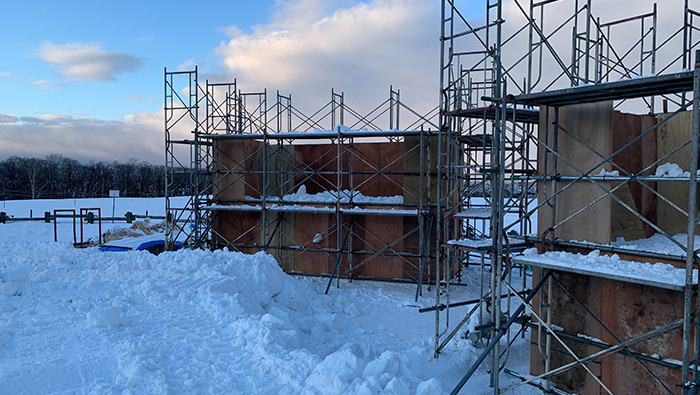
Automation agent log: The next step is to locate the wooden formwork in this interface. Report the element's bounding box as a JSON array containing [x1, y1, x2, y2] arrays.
[[531, 102, 692, 394], [212, 137, 438, 281], [533, 104, 697, 394], [530, 267, 691, 395], [537, 103, 657, 244]]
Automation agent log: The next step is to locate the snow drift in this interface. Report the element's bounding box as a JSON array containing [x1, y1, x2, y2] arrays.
[[0, 241, 454, 394]]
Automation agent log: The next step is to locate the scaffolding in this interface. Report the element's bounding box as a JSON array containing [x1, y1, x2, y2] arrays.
[[163, 0, 700, 392], [164, 70, 439, 296], [436, 0, 700, 394]]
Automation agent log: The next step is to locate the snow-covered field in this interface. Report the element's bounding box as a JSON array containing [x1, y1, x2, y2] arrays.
[[0, 197, 537, 395]]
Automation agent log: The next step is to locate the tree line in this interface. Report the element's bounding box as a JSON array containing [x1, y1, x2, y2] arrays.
[[0, 154, 167, 200]]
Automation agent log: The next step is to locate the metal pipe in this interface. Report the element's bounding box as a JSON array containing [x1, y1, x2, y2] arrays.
[[435, 0, 450, 360], [519, 235, 687, 263], [585, 0, 591, 82], [506, 317, 682, 392], [416, 129, 426, 301], [348, 136, 354, 282], [683, 48, 700, 392], [419, 291, 529, 313], [651, 3, 658, 113], [450, 270, 553, 395], [524, 321, 684, 372], [544, 269, 553, 391]]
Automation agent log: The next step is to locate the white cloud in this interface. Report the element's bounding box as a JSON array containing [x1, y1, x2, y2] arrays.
[[38, 41, 143, 82], [0, 114, 18, 124], [20, 114, 73, 123], [124, 94, 155, 102], [214, 0, 439, 117], [0, 71, 13, 77], [217, 25, 243, 37], [31, 80, 66, 90], [177, 59, 197, 72]]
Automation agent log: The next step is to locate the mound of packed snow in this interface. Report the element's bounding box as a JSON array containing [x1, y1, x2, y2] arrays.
[[1, 240, 525, 394]]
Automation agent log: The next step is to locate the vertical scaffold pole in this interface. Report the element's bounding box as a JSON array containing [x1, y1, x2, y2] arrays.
[[683, 49, 700, 394]]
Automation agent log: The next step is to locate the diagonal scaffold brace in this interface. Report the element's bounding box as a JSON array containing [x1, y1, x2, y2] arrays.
[[450, 269, 553, 395]]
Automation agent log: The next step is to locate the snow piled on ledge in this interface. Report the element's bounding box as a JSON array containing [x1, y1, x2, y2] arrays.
[[252, 185, 404, 205], [521, 248, 697, 288]]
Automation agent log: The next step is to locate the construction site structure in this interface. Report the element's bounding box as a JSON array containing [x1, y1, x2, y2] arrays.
[[436, 0, 700, 394], [164, 70, 441, 297], [164, 0, 700, 393]]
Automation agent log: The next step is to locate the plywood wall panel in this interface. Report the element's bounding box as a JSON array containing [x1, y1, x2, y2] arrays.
[[657, 111, 700, 235], [537, 103, 613, 244], [213, 139, 435, 280], [600, 280, 685, 395], [611, 112, 657, 239]]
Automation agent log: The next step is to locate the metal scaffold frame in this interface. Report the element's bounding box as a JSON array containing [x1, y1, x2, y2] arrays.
[[165, 69, 439, 296], [436, 0, 700, 394]]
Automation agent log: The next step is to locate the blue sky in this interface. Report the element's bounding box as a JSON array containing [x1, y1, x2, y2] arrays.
[[0, 0, 454, 163], [0, 0, 274, 120]]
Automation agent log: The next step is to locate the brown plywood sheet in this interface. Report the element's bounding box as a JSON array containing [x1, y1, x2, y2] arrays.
[[214, 140, 262, 201], [530, 271, 603, 395], [657, 111, 700, 236], [538, 105, 661, 243], [212, 139, 433, 280], [350, 142, 405, 198], [640, 114, 659, 237], [538, 103, 613, 244], [292, 212, 335, 274], [403, 135, 438, 205], [214, 211, 261, 254], [530, 269, 689, 395], [600, 280, 685, 395], [350, 214, 407, 279], [611, 112, 658, 239], [293, 144, 340, 194], [610, 182, 647, 241]]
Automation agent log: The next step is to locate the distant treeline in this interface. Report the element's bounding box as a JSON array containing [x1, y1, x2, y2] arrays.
[[0, 155, 167, 200]]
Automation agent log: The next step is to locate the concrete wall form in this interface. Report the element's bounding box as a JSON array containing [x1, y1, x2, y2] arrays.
[[211, 136, 439, 283]]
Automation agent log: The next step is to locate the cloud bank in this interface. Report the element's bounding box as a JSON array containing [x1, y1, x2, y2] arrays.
[[0, 112, 163, 163]]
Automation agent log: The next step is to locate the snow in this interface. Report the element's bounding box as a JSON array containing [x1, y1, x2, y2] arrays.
[[255, 185, 404, 205], [655, 162, 689, 177], [0, 197, 540, 395], [576, 333, 609, 345], [206, 203, 418, 216], [100, 233, 166, 249], [446, 238, 493, 249], [610, 233, 700, 255], [597, 168, 619, 177], [518, 248, 697, 290], [453, 207, 492, 219], [0, 196, 190, 218]]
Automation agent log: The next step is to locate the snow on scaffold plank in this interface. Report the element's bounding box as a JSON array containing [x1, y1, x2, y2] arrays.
[[445, 238, 493, 250], [452, 208, 492, 219], [513, 249, 698, 291]]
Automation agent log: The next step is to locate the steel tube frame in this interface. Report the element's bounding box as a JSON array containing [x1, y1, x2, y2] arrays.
[[438, 1, 700, 394], [166, 68, 436, 300]]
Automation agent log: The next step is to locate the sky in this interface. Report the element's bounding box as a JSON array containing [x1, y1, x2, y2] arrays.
[[0, 0, 457, 164], [0, 0, 691, 164]]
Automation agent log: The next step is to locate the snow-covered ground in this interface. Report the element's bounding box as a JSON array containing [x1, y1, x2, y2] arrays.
[[0, 197, 538, 395]]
